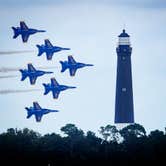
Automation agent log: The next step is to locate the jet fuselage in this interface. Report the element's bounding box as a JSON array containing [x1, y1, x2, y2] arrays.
[[45, 84, 75, 92], [64, 61, 93, 70], [28, 107, 57, 115], [43, 46, 70, 53], [21, 69, 52, 77], [15, 27, 45, 36]]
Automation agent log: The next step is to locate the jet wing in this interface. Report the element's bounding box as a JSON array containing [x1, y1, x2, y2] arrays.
[[29, 76, 37, 85], [33, 102, 41, 110], [68, 56, 76, 64], [69, 68, 77, 76], [46, 52, 54, 60], [20, 21, 28, 30], [52, 91, 60, 99], [28, 64, 36, 72], [35, 114, 43, 122], [51, 78, 59, 86], [45, 39, 53, 48], [21, 34, 30, 43]]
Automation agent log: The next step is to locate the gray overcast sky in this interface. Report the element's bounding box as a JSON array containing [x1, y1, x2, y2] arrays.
[[0, 0, 166, 135]]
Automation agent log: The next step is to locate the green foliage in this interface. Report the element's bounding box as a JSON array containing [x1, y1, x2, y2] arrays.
[[99, 125, 119, 142], [0, 124, 165, 166], [119, 123, 146, 141], [60, 123, 84, 138]]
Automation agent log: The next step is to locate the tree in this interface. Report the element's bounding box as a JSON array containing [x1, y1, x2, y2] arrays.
[[119, 123, 146, 141], [60, 124, 85, 159], [149, 130, 164, 138], [7, 128, 16, 136], [99, 125, 119, 142], [61, 124, 84, 138], [86, 131, 96, 138]]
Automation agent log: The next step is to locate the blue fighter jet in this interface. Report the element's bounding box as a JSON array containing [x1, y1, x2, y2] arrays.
[[12, 21, 46, 43], [60, 55, 94, 76], [19, 63, 53, 85], [43, 78, 76, 99], [36, 39, 70, 60], [25, 102, 59, 122]]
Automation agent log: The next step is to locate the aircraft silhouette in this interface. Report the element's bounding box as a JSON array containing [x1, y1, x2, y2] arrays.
[[43, 78, 76, 99], [12, 21, 46, 43], [36, 39, 70, 60], [60, 55, 94, 76], [19, 63, 53, 85], [25, 102, 59, 122]]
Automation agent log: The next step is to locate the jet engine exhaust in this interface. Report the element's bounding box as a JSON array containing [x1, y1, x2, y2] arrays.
[[0, 50, 34, 55], [0, 66, 57, 73], [0, 75, 19, 79], [0, 89, 42, 95], [0, 67, 19, 72]]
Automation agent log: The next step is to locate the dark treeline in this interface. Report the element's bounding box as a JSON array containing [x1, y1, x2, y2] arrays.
[[0, 123, 166, 166]]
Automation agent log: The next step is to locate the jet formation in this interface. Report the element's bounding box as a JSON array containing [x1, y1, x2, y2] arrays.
[[43, 78, 76, 99], [36, 39, 70, 60], [9, 21, 93, 122], [25, 102, 59, 122], [60, 55, 94, 76], [20, 63, 53, 85], [12, 21, 46, 43]]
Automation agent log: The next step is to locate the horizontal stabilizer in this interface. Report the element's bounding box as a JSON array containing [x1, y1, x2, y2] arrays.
[[43, 83, 50, 95], [25, 107, 33, 119], [60, 61, 68, 72], [36, 45, 44, 56], [12, 27, 19, 39], [19, 69, 27, 81]]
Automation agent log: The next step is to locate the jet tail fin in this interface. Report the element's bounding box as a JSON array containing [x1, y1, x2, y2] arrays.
[[36, 45, 44, 56], [60, 61, 68, 73], [25, 107, 33, 119], [43, 83, 50, 95], [19, 69, 28, 81], [12, 27, 19, 39]]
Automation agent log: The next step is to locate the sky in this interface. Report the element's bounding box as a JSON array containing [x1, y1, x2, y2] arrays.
[[0, 0, 166, 135]]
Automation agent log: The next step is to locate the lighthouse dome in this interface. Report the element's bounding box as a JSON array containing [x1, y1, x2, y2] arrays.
[[118, 29, 130, 46], [118, 29, 130, 37]]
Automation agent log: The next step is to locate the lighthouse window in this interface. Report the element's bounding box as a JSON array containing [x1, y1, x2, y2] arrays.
[[122, 88, 126, 92], [122, 56, 125, 60]]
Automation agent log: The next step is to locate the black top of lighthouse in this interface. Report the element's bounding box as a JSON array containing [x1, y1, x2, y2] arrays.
[[118, 29, 130, 37]]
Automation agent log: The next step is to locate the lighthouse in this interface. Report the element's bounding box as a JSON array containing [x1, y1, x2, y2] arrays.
[[114, 29, 134, 123]]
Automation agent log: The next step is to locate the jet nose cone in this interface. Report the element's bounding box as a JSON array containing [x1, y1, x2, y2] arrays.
[[38, 30, 46, 32], [52, 110, 59, 112], [45, 71, 54, 74], [68, 86, 76, 89], [62, 48, 70, 50], [86, 64, 94, 66]]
